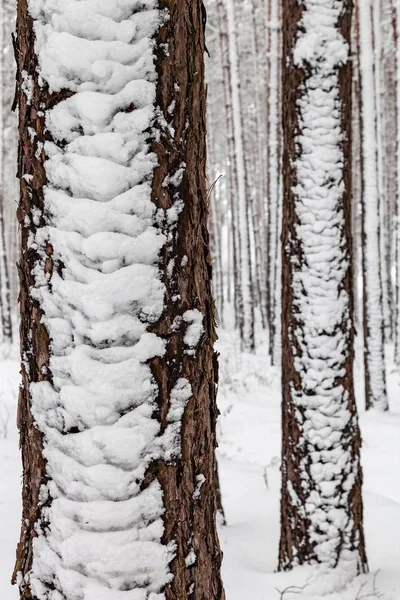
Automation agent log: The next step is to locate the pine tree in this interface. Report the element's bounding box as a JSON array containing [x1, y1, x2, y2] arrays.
[[279, 0, 368, 573], [13, 1, 225, 598]]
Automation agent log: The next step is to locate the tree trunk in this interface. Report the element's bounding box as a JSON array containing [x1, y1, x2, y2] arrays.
[[267, 1, 280, 361], [0, 0, 13, 348], [13, 1, 225, 599], [356, 0, 389, 410], [226, 0, 255, 352], [216, 0, 243, 333], [279, 0, 368, 574]]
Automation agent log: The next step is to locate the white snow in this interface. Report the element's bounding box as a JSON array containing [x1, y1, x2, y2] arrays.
[[183, 309, 204, 353]]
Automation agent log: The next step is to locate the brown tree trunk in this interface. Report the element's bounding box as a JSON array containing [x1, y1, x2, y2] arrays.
[[216, 0, 243, 334], [13, 1, 225, 598], [279, 0, 368, 572]]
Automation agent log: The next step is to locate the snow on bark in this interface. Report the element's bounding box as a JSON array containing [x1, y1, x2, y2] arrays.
[[280, 0, 368, 574], [15, 1, 202, 598], [357, 0, 388, 410], [225, 0, 255, 353]]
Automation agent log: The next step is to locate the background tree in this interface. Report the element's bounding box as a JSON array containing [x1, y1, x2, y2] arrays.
[[13, 1, 225, 598], [356, 0, 389, 411], [279, 0, 368, 572]]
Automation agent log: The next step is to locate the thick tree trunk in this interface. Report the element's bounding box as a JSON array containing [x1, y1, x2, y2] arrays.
[[13, 1, 225, 598], [279, 0, 368, 574]]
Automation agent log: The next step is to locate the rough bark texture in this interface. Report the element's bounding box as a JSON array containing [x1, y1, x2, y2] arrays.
[[279, 0, 368, 571], [13, 0, 58, 590], [13, 1, 225, 598], [151, 3, 225, 596]]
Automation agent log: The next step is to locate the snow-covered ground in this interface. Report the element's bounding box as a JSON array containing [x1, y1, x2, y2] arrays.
[[1, 333, 400, 599], [0, 354, 22, 600], [217, 330, 400, 600]]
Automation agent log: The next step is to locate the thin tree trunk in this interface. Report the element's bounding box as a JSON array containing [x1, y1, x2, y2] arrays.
[[226, 0, 255, 352], [279, 0, 368, 573], [357, 0, 389, 410], [13, 1, 225, 598], [267, 1, 280, 362], [374, 0, 392, 342], [352, 12, 363, 333], [216, 0, 242, 334], [0, 0, 13, 348]]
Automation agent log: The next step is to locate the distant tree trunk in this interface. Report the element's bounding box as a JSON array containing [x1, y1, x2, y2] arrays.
[[264, 0, 272, 340], [13, 1, 225, 599], [0, 0, 13, 348], [216, 0, 242, 332], [356, 0, 389, 410], [352, 11, 363, 333], [226, 0, 255, 352], [267, 0, 280, 361], [279, 0, 368, 573], [251, 0, 269, 330], [271, 6, 282, 368], [394, 0, 400, 363], [384, 0, 397, 337], [374, 0, 392, 343]]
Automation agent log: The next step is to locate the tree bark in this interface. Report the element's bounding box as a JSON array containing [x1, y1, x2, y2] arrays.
[[279, 0, 368, 573], [13, 1, 225, 598]]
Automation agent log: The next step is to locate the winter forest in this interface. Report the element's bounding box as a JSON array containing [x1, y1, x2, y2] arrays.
[[1, 0, 400, 599]]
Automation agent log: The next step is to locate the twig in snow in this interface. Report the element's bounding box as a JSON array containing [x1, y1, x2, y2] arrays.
[[263, 466, 269, 490], [0, 401, 11, 439], [275, 582, 308, 599], [355, 570, 381, 599]]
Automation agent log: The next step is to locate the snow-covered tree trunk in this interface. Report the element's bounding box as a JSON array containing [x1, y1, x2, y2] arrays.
[[374, 0, 392, 343], [352, 14, 363, 333], [279, 0, 368, 573], [226, 0, 255, 352], [13, 1, 225, 598], [357, 0, 389, 410], [383, 0, 398, 336]]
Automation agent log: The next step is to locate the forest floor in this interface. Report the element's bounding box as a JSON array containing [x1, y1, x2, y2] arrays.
[[1, 332, 400, 599]]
